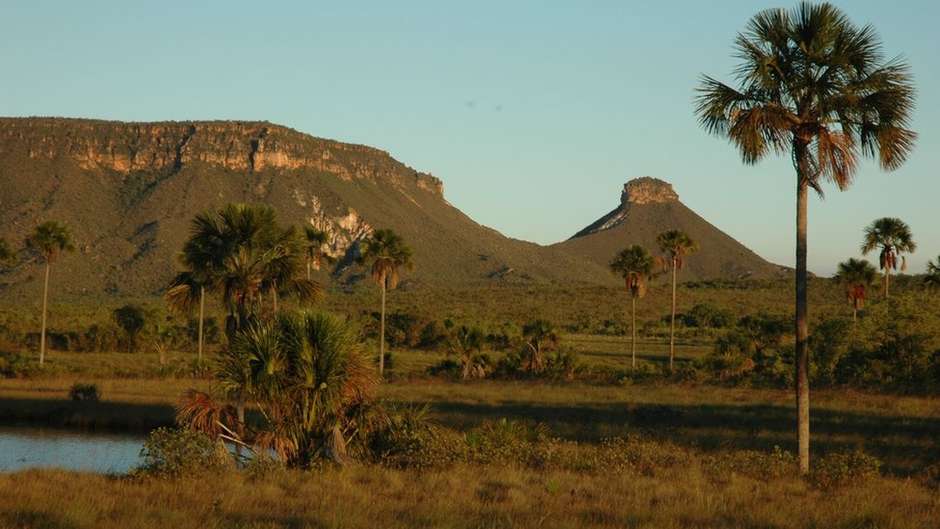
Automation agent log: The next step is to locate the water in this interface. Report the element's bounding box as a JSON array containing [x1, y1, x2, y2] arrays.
[[0, 427, 145, 474]]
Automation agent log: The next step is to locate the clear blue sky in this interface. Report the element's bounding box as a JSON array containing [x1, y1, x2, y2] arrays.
[[1, 1, 936, 276]]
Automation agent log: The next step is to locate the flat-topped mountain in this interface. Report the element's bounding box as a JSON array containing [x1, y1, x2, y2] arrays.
[[0, 117, 612, 298], [556, 178, 786, 281]]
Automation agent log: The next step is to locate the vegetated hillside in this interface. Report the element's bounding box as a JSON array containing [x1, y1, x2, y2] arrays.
[[554, 177, 788, 281], [0, 117, 612, 299]]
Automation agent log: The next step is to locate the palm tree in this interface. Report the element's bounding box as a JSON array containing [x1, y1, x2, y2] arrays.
[[834, 258, 877, 322], [180, 311, 377, 467], [861, 217, 916, 298], [609, 245, 654, 370], [359, 229, 413, 377], [26, 221, 75, 366], [168, 204, 321, 342], [695, 2, 916, 474], [166, 271, 210, 362], [449, 325, 485, 380], [656, 230, 697, 371], [303, 226, 334, 280], [925, 256, 940, 290], [520, 319, 558, 373]]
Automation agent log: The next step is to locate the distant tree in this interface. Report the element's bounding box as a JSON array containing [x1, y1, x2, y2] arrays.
[[26, 221, 75, 366], [609, 245, 655, 369], [359, 229, 413, 377], [861, 217, 916, 298], [166, 271, 210, 362], [925, 256, 940, 290], [834, 258, 878, 322], [695, 3, 916, 474], [449, 325, 486, 380], [303, 226, 335, 280], [521, 319, 558, 373], [656, 230, 697, 371], [113, 305, 147, 353]]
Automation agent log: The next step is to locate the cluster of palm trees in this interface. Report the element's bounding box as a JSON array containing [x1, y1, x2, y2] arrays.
[[695, 2, 917, 474], [609, 229, 698, 372], [835, 217, 932, 322], [164, 205, 413, 373]]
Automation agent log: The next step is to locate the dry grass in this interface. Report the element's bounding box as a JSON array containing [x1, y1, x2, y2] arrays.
[[0, 463, 937, 529]]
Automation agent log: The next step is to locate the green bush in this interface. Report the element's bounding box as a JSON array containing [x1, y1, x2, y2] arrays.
[[810, 450, 881, 489], [0, 350, 36, 378], [68, 383, 99, 402], [137, 427, 231, 478]]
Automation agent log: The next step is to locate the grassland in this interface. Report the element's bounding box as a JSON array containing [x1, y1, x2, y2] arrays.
[[2, 462, 939, 529], [2, 281, 939, 529]]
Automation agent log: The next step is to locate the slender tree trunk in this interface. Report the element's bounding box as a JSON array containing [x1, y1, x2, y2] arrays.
[[669, 262, 677, 371], [884, 267, 890, 299], [39, 261, 50, 366], [631, 295, 637, 370], [197, 286, 205, 363], [379, 277, 387, 377], [795, 177, 810, 475], [306, 260, 311, 281]]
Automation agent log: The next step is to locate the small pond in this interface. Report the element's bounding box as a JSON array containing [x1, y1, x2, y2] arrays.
[[0, 427, 145, 474]]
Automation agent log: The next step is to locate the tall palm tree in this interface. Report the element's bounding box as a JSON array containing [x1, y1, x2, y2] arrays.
[[165, 271, 210, 362], [303, 226, 334, 280], [834, 258, 877, 322], [26, 221, 75, 366], [656, 230, 697, 371], [609, 245, 654, 370], [925, 256, 940, 290], [169, 204, 321, 341], [695, 2, 916, 474], [359, 229, 412, 377], [861, 217, 916, 298]]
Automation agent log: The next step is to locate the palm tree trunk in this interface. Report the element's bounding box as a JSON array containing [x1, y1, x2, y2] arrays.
[[379, 278, 387, 377], [631, 295, 637, 370], [197, 286, 205, 363], [884, 267, 890, 299], [306, 260, 311, 281], [669, 262, 677, 371], [39, 261, 50, 366], [795, 177, 810, 475]]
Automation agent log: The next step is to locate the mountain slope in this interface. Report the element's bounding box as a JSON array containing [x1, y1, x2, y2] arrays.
[[554, 178, 786, 281], [0, 117, 611, 298]]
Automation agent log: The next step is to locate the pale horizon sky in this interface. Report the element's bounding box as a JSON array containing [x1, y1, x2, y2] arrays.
[[1, 1, 937, 276]]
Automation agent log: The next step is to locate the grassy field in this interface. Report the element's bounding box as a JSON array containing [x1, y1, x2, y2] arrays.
[[2, 462, 938, 529]]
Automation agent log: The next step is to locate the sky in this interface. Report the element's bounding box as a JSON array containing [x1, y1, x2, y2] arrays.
[[1, 0, 937, 276]]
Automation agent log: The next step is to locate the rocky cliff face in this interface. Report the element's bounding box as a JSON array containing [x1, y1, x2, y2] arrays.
[[0, 117, 613, 298], [0, 118, 444, 196], [622, 177, 679, 205]]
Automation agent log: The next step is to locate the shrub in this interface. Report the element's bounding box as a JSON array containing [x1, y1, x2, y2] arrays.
[[365, 405, 463, 469], [0, 350, 36, 378], [810, 450, 881, 489], [68, 383, 100, 402], [137, 427, 230, 478], [703, 446, 796, 481]]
